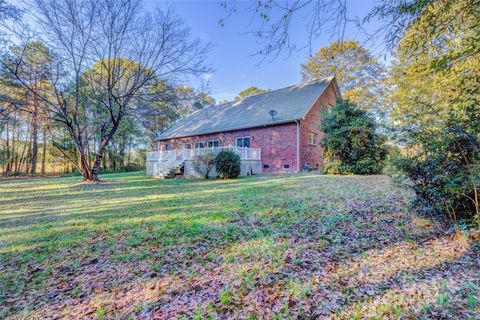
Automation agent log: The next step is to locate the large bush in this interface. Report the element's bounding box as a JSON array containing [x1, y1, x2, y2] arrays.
[[392, 125, 480, 225], [192, 152, 216, 179], [215, 149, 241, 179], [321, 99, 387, 174], [385, 4, 480, 228]]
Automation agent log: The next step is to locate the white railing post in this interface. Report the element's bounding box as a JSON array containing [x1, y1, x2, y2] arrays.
[[149, 146, 261, 165]]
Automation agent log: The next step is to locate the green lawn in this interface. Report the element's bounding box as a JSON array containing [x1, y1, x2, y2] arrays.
[[0, 172, 478, 319]]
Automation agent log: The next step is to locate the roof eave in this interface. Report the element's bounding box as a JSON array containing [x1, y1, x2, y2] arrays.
[[156, 119, 299, 141], [300, 76, 338, 120]]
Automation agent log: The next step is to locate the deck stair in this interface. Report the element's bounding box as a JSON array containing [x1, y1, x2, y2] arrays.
[[154, 160, 184, 179], [149, 150, 185, 179], [147, 146, 261, 178]]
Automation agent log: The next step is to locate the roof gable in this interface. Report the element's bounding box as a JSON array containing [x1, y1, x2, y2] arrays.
[[157, 76, 338, 140]]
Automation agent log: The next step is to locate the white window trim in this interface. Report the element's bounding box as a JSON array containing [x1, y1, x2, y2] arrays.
[[207, 139, 220, 148], [235, 136, 251, 148], [308, 132, 318, 145], [194, 141, 206, 149], [183, 143, 192, 150]]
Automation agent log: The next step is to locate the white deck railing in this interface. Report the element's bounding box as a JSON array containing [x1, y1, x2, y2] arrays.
[[147, 146, 261, 162]]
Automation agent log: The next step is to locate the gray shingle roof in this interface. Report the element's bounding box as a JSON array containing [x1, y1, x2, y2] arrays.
[[156, 76, 338, 140]]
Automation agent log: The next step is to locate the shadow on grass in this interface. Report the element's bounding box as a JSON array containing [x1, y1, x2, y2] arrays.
[[1, 172, 477, 319]]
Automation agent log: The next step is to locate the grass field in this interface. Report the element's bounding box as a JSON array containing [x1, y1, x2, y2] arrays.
[[1, 172, 479, 319]]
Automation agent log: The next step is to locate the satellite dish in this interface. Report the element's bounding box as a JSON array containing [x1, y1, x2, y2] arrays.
[[269, 109, 278, 121]]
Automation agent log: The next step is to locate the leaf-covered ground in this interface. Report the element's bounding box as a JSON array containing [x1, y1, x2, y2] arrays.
[[0, 172, 479, 319]]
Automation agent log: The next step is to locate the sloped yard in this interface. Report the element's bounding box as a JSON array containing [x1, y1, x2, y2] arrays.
[[0, 172, 479, 319]]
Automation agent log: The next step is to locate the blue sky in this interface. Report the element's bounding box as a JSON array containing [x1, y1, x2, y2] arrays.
[[145, 0, 385, 102], [12, 0, 384, 102]]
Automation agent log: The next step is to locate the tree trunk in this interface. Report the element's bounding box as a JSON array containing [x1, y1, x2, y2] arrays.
[[119, 137, 126, 170], [90, 125, 119, 181], [30, 102, 39, 174], [80, 152, 92, 181], [110, 150, 117, 171], [41, 127, 47, 174], [11, 117, 17, 173], [5, 121, 11, 175], [127, 138, 132, 165], [59, 122, 93, 181], [102, 152, 107, 171], [16, 126, 29, 174], [91, 147, 106, 181]]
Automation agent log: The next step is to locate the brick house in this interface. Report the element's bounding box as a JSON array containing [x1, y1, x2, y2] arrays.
[[147, 76, 341, 177]]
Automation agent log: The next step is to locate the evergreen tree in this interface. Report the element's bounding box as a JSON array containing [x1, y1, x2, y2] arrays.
[[321, 99, 387, 174]]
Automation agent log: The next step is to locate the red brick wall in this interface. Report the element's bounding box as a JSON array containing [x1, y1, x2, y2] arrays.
[[157, 82, 337, 174], [299, 83, 337, 170], [158, 122, 299, 173]]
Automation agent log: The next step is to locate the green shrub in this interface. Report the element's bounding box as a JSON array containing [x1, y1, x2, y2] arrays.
[[215, 149, 241, 179], [60, 162, 144, 177], [192, 152, 216, 179], [391, 125, 480, 225], [321, 99, 387, 174]]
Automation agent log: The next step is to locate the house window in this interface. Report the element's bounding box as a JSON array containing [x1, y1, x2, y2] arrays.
[[236, 137, 251, 148], [263, 164, 269, 169], [163, 144, 169, 151], [207, 140, 219, 148], [308, 132, 318, 145], [284, 164, 290, 169], [194, 141, 206, 149], [183, 143, 192, 150]]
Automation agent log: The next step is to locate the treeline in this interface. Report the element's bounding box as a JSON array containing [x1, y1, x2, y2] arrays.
[[1, 108, 49, 175], [0, 109, 144, 175], [0, 83, 213, 176], [0, 0, 214, 179]]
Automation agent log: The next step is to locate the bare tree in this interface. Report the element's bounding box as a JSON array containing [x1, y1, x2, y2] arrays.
[[2, 0, 210, 181], [220, 0, 465, 61], [192, 152, 216, 179], [0, 0, 20, 52], [219, 0, 355, 61]]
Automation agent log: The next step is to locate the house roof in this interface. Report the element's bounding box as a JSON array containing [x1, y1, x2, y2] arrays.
[[156, 76, 339, 140]]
